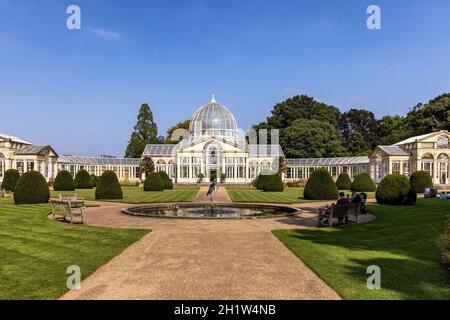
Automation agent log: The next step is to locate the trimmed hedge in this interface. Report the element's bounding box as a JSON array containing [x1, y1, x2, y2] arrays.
[[158, 171, 173, 190], [53, 170, 75, 191], [1, 169, 20, 192], [90, 174, 99, 187], [95, 170, 123, 199], [14, 171, 50, 204], [376, 174, 416, 205], [144, 172, 164, 191], [351, 173, 376, 192], [262, 174, 284, 192], [335, 172, 352, 190], [304, 168, 339, 200], [74, 169, 94, 189], [410, 171, 433, 193]]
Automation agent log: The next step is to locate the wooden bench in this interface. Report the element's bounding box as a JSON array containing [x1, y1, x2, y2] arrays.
[[318, 203, 361, 227], [50, 200, 85, 224]]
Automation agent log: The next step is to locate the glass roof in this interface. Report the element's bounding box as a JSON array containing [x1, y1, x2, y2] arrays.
[[189, 99, 238, 139], [142, 144, 178, 156], [58, 155, 140, 166], [286, 156, 369, 166]]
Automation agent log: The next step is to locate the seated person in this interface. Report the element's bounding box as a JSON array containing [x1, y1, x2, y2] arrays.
[[337, 192, 350, 205], [447, 192, 450, 199], [440, 192, 447, 200], [336, 192, 350, 224]]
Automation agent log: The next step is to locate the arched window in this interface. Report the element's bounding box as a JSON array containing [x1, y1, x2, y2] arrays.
[[156, 159, 166, 172], [422, 153, 434, 160], [249, 160, 258, 179], [437, 136, 449, 149], [205, 143, 221, 166], [167, 159, 175, 178], [438, 153, 449, 160], [421, 153, 434, 176]]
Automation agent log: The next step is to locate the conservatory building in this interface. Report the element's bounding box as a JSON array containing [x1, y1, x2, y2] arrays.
[[142, 96, 283, 183], [1, 97, 450, 186]]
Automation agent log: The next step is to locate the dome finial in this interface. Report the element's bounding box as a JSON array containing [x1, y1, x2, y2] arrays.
[[211, 94, 216, 103]]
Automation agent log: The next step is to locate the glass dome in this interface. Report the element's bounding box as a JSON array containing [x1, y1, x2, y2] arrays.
[[189, 96, 238, 139]]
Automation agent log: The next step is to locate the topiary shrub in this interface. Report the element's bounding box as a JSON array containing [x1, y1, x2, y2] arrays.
[[158, 171, 173, 189], [256, 170, 274, 190], [95, 170, 123, 199], [53, 170, 75, 191], [144, 172, 164, 191], [376, 174, 412, 205], [403, 187, 417, 205], [304, 168, 339, 200], [335, 172, 352, 190], [74, 169, 94, 189], [410, 171, 433, 193], [1, 169, 20, 192], [14, 171, 50, 204], [351, 173, 376, 192], [262, 174, 284, 192], [90, 174, 99, 187]]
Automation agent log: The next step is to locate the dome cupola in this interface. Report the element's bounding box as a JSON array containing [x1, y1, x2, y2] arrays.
[[189, 95, 238, 139]]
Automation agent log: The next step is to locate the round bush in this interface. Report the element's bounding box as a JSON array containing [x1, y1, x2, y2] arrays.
[[304, 168, 339, 200], [14, 171, 50, 204], [1, 169, 20, 192], [404, 187, 417, 205], [90, 174, 99, 187], [351, 173, 376, 192], [262, 174, 284, 192], [144, 172, 164, 191], [95, 170, 123, 199], [410, 171, 433, 193], [158, 171, 173, 190], [74, 169, 94, 189], [53, 170, 75, 191], [376, 174, 412, 205], [335, 172, 352, 190]]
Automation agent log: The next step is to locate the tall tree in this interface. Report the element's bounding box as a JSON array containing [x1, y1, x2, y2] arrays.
[[125, 103, 163, 158], [165, 120, 191, 144], [338, 109, 378, 153], [253, 95, 341, 149], [406, 93, 450, 135], [377, 115, 411, 145], [281, 119, 345, 158]]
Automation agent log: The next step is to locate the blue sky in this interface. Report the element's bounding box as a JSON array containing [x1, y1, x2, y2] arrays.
[[1, 0, 450, 156]]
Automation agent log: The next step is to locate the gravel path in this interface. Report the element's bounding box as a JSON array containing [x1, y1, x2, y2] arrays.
[[60, 201, 374, 300]]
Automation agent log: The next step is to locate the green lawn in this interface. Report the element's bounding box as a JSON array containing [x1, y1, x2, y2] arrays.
[[274, 199, 450, 300], [226, 186, 375, 204], [0, 198, 148, 299], [51, 185, 199, 204]]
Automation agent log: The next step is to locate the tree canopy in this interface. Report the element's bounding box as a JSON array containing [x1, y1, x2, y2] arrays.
[[125, 103, 163, 158], [165, 119, 191, 144], [253, 92, 450, 158], [282, 119, 345, 158]]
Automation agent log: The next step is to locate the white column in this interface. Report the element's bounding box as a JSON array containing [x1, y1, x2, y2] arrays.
[[434, 159, 439, 184]]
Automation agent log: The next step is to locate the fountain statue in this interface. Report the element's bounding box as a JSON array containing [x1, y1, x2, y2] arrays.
[[206, 179, 218, 214]]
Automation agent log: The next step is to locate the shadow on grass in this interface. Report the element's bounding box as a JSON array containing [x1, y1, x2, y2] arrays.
[[273, 199, 450, 299]]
